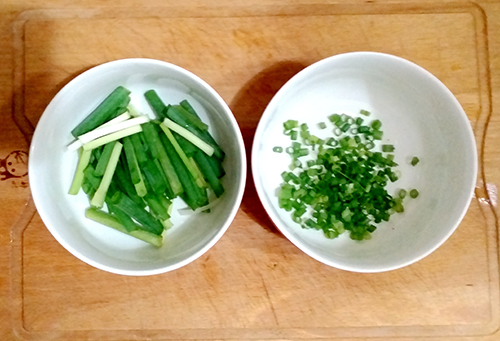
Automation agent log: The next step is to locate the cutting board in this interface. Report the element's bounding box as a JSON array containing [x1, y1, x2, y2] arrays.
[[2, 1, 500, 340]]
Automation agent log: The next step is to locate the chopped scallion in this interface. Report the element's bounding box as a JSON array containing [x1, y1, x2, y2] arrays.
[[275, 109, 418, 241], [283, 119, 299, 130], [410, 189, 419, 198], [398, 189, 407, 199], [382, 144, 395, 153]]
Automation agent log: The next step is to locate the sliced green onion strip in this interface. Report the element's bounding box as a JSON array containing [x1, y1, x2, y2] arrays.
[[162, 117, 214, 156], [69, 148, 92, 195], [78, 116, 149, 145], [159, 123, 200, 182], [82, 125, 143, 151], [90, 141, 123, 208]]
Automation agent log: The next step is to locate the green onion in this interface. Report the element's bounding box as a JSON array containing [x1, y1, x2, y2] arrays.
[[106, 191, 164, 235], [365, 141, 375, 150], [340, 123, 351, 132], [122, 136, 147, 197], [70, 92, 227, 247], [329, 114, 341, 123], [77, 116, 149, 146], [193, 151, 224, 198], [283, 120, 298, 130], [90, 141, 123, 208], [93, 142, 115, 177], [410, 189, 419, 198], [371, 119, 382, 130], [85, 208, 163, 247], [372, 130, 383, 140], [159, 123, 200, 183], [107, 203, 137, 232], [113, 157, 146, 207], [170, 105, 208, 132], [358, 126, 370, 134], [142, 122, 183, 196], [158, 131, 207, 210], [68, 148, 92, 195], [71, 86, 131, 137], [382, 144, 395, 153], [162, 117, 214, 156], [411, 156, 420, 166], [82, 125, 143, 151], [144, 89, 169, 120], [398, 189, 407, 199], [275, 110, 417, 241], [164, 104, 225, 160]]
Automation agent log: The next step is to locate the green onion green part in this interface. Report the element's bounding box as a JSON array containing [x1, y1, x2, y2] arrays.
[[85, 208, 163, 247], [398, 189, 407, 199], [71, 86, 131, 137], [382, 144, 395, 153], [410, 189, 419, 198]]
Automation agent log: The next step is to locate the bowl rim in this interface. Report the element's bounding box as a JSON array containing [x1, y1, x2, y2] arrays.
[[251, 51, 478, 273], [29, 57, 247, 276]]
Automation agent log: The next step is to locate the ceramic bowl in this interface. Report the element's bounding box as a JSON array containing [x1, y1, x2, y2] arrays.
[[29, 58, 246, 276], [252, 52, 477, 273]]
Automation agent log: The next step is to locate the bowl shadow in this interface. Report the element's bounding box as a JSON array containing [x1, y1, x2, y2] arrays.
[[230, 61, 307, 236]]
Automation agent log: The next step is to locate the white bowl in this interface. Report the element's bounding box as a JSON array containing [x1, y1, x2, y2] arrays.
[[29, 58, 246, 276], [252, 52, 477, 273]]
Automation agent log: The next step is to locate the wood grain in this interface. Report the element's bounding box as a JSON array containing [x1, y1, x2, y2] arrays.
[[1, 1, 500, 340]]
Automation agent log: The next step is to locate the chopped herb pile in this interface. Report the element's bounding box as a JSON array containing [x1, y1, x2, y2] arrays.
[[274, 110, 418, 241]]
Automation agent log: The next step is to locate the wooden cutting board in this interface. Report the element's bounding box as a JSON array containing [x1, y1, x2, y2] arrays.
[[1, 1, 500, 340]]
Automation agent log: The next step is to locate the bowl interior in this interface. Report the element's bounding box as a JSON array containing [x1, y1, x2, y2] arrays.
[[252, 52, 477, 272], [29, 59, 245, 275]]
